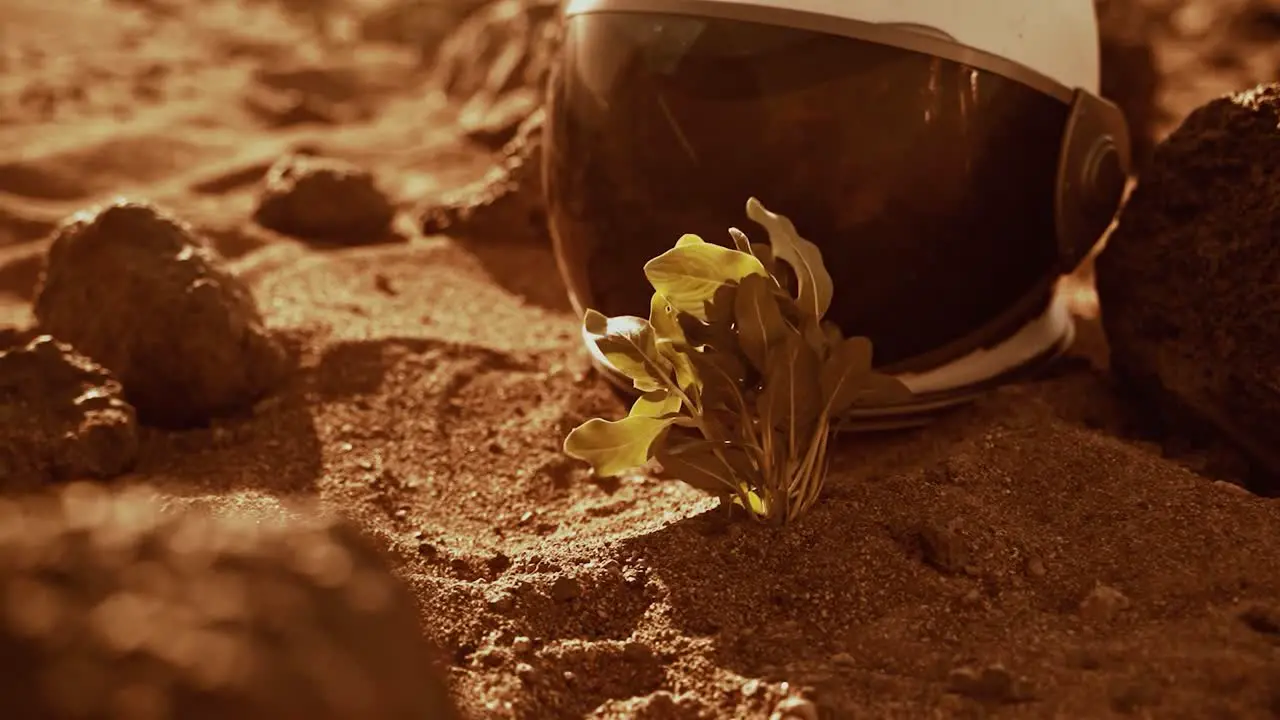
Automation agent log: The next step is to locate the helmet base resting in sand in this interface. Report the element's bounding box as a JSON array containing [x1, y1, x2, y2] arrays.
[[545, 0, 1130, 422]]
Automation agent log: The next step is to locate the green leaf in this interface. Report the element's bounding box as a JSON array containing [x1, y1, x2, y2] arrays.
[[749, 242, 778, 276], [839, 372, 914, 411], [643, 240, 767, 321], [583, 308, 609, 335], [801, 316, 827, 357], [734, 273, 792, 373], [585, 313, 670, 392], [564, 415, 678, 477], [745, 197, 834, 322], [757, 333, 823, 434], [821, 320, 844, 347], [675, 233, 704, 248], [630, 390, 681, 418], [657, 339, 698, 393], [654, 444, 750, 496], [648, 293, 686, 344], [688, 349, 747, 413], [820, 336, 874, 416]]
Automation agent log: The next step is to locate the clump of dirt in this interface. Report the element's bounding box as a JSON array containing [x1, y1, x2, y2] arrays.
[[421, 107, 546, 241], [1096, 82, 1280, 492], [253, 153, 398, 242], [33, 199, 288, 428], [0, 483, 459, 720], [0, 335, 138, 489]]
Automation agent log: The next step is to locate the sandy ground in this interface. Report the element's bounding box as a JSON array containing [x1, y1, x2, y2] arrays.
[[2, 1, 1280, 718]]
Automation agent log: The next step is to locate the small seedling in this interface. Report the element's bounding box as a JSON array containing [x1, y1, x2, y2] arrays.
[[563, 198, 911, 523]]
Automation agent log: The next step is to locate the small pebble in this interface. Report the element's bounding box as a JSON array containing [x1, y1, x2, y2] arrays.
[[1079, 584, 1131, 622], [1025, 556, 1047, 577], [770, 696, 819, 720], [511, 636, 532, 654]]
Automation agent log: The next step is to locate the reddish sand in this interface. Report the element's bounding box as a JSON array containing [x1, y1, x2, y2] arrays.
[[2, 1, 1279, 718]]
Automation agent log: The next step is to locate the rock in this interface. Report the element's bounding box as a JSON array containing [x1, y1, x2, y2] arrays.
[[252, 154, 397, 242], [1095, 83, 1280, 489], [0, 336, 138, 489], [946, 664, 1033, 704], [771, 696, 819, 720], [0, 483, 460, 720], [420, 107, 546, 242], [916, 521, 971, 575], [358, 0, 490, 62], [589, 689, 706, 719], [1238, 603, 1280, 636], [1080, 583, 1132, 622], [432, 0, 560, 147], [32, 199, 288, 428]]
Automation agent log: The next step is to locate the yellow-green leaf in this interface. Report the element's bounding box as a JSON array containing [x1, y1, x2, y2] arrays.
[[837, 371, 914, 413], [658, 340, 699, 393], [643, 241, 767, 321], [688, 348, 747, 413], [745, 197, 834, 321], [757, 333, 823, 433], [654, 445, 745, 495], [563, 415, 678, 477], [820, 336, 875, 416], [630, 389, 681, 418], [734, 273, 793, 373], [648, 293, 686, 344], [585, 313, 670, 392]]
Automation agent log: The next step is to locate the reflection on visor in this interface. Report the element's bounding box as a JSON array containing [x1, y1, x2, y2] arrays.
[[546, 11, 1073, 370]]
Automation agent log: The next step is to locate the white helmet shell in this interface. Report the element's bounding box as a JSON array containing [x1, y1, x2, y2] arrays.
[[564, 0, 1101, 94]]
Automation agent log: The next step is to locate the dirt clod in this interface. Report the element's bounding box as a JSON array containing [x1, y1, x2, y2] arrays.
[[253, 153, 396, 242], [550, 574, 582, 602], [0, 484, 459, 720], [946, 664, 1033, 705], [32, 199, 288, 428], [0, 335, 138, 488], [1080, 584, 1133, 622], [1096, 82, 1280, 491]]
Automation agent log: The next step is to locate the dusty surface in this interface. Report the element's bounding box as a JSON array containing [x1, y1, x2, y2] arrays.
[[0, 1, 1279, 718]]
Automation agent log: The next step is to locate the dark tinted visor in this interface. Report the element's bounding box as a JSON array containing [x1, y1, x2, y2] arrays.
[[545, 6, 1093, 369]]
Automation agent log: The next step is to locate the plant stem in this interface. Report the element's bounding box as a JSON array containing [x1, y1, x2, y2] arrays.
[[787, 415, 829, 522]]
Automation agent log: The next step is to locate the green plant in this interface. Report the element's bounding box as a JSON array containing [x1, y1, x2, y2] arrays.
[[563, 198, 911, 523]]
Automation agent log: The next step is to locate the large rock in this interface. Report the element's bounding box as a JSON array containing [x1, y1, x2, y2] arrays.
[[32, 200, 288, 428], [433, 0, 560, 147], [0, 336, 138, 489], [253, 154, 397, 243], [1096, 83, 1280, 488], [0, 484, 459, 719], [420, 107, 546, 242]]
